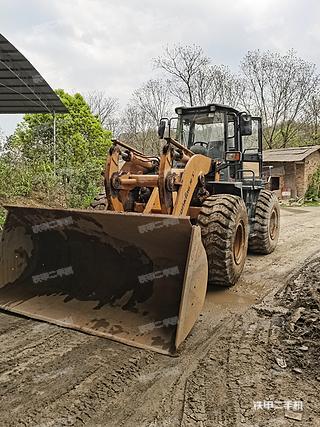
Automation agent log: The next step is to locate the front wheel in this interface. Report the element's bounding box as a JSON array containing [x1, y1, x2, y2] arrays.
[[249, 190, 280, 254], [197, 194, 249, 287]]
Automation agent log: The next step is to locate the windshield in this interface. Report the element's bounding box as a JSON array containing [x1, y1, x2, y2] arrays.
[[178, 112, 224, 148]]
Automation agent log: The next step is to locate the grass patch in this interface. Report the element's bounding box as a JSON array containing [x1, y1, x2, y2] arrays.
[[0, 207, 6, 230], [304, 200, 320, 207]]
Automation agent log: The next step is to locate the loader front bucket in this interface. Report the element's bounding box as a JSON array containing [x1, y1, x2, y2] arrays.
[[0, 205, 208, 355]]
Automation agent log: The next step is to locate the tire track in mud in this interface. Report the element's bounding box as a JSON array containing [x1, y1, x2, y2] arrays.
[[110, 317, 240, 427], [0, 328, 96, 425], [180, 320, 239, 427], [179, 313, 275, 426], [0, 329, 86, 385], [2, 334, 156, 427], [164, 320, 238, 426], [76, 318, 236, 427], [26, 348, 155, 427], [0, 318, 57, 354], [0, 313, 165, 427], [0, 312, 28, 336]]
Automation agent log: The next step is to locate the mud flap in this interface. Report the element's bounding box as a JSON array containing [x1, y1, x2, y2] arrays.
[[0, 205, 208, 355]]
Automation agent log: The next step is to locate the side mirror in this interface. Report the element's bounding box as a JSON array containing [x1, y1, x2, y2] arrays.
[[158, 121, 166, 139], [240, 114, 252, 136]]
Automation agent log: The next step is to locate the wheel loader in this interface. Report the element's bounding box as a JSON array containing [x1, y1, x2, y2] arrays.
[[0, 103, 280, 355]]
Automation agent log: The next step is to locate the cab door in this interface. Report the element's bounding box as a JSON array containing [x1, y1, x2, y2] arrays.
[[241, 117, 262, 179]]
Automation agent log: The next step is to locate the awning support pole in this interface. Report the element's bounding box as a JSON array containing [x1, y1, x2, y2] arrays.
[[53, 111, 56, 174]]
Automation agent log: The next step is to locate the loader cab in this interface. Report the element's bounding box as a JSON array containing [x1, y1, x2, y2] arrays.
[[175, 103, 263, 183]]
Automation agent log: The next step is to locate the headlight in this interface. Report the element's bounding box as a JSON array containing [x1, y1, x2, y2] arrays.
[[225, 151, 241, 161]]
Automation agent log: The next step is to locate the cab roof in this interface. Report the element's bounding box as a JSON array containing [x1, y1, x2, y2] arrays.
[[175, 103, 240, 115]]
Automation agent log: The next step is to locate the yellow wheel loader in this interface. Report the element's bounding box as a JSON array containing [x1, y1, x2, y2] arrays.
[[0, 103, 280, 355]]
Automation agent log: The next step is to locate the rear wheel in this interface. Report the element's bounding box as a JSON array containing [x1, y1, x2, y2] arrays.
[[249, 190, 280, 254], [90, 192, 108, 210], [197, 194, 249, 287]]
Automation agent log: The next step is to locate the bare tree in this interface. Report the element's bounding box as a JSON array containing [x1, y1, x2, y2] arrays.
[[118, 79, 173, 155], [155, 44, 242, 108], [194, 64, 243, 107], [86, 91, 120, 135], [304, 91, 320, 142], [240, 50, 319, 148], [154, 45, 210, 106], [120, 104, 162, 156], [133, 79, 173, 124]]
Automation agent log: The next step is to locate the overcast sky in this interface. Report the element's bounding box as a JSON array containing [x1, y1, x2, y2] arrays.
[[1, 0, 320, 135]]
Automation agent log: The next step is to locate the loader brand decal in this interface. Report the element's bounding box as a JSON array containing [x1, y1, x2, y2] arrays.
[[178, 171, 196, 215], [138, 316, 178, 333], [138, 266, 179, 284], [32, 266, 74, 284], [138, 218, 179, 234], [32, 216, 73, 233]]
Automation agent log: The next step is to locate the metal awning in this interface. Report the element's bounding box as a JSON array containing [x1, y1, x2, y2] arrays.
[[0, 34, 67, 114]]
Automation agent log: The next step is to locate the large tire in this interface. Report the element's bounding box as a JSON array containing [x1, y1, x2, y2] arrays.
[[249, 190, 280, 254], [90, 192, 108, 210], [197, 194, 249, 287]]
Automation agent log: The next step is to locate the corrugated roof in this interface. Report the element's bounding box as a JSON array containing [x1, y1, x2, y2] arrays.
[[263, 145, 320, 162], [0, 34, 67, 114]]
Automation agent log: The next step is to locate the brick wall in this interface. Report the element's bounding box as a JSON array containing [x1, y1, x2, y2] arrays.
[[283, 163, 297, 198], [264, 149, 320, 199], [303, 150, 320, 194], [295, 163, 305, 197]]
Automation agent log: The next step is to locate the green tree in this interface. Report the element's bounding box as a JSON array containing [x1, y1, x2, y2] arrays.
[[306, 166, 320, 201], [3, 90, 112, 207]]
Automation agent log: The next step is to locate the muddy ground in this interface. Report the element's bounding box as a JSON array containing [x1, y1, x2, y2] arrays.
[[0, 206, 319, 427]]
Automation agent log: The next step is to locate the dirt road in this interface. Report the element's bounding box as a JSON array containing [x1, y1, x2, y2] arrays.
[[0, 206, 319, 427]]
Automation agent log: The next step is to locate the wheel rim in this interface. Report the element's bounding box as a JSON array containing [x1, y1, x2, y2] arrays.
[[269, 208, 279, 240], [233, 221, 245, 265]]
